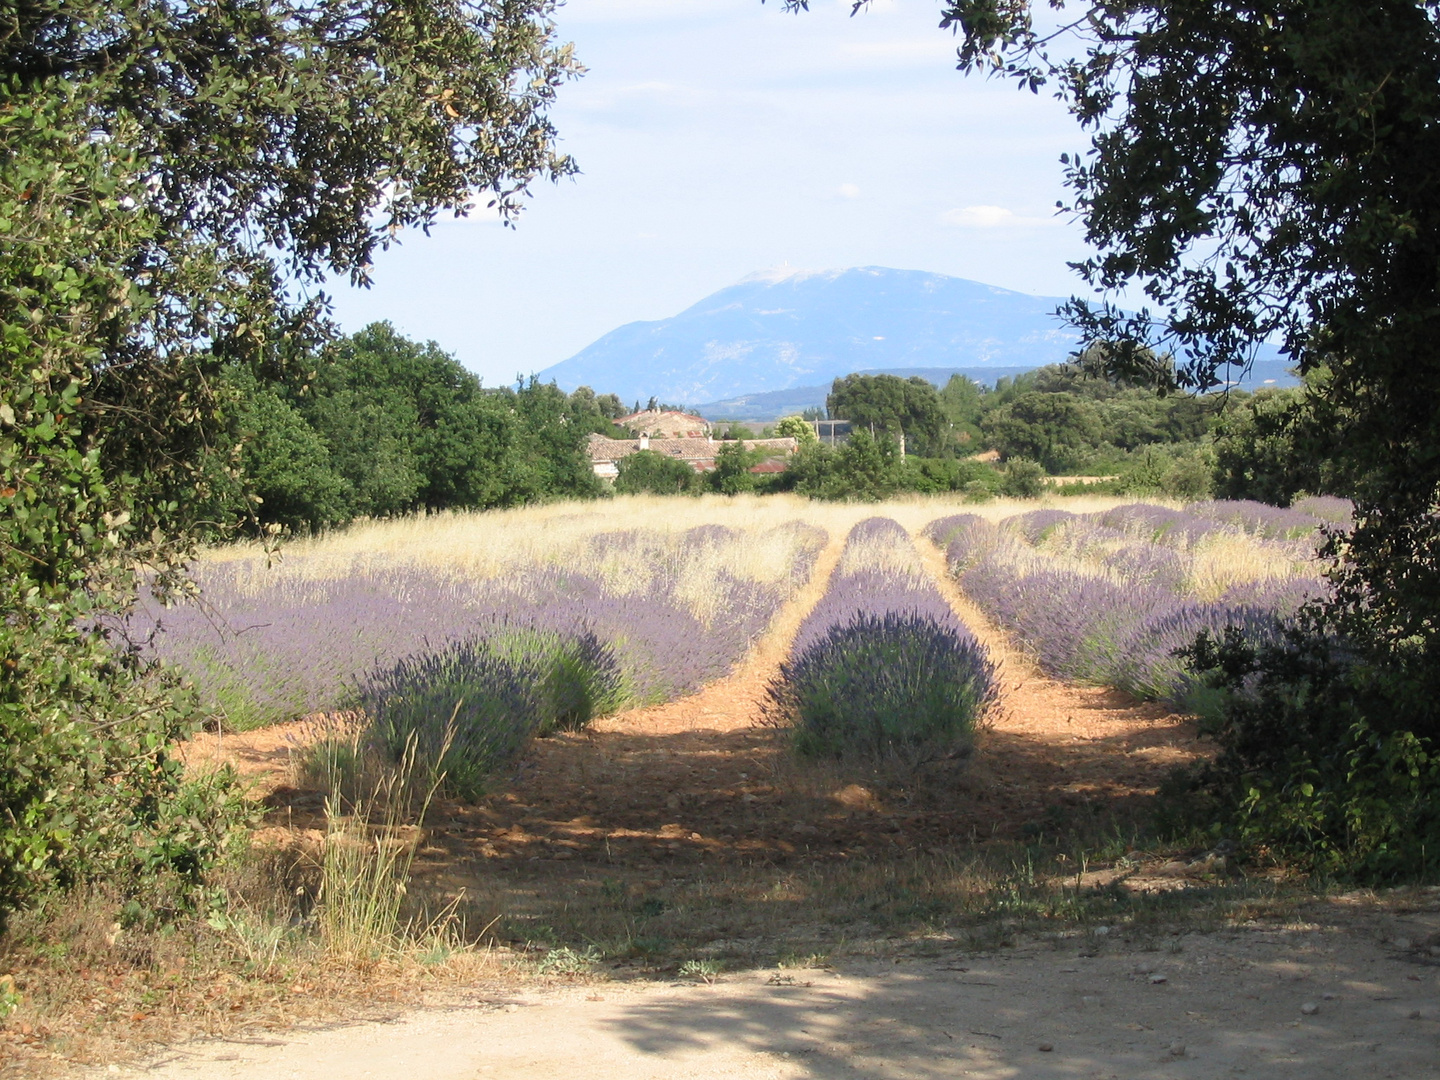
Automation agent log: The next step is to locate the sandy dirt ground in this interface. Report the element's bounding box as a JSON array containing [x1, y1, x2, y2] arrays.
[[146, 528, 1440, 1079], [100, 911, 1440, 1079]]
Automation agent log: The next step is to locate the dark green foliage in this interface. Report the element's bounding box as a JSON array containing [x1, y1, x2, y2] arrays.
[[999, 459, 1046, 499], [982, 391, 1102, 473], [899, 456, 1002, 496], [1119, 445, 1216, 501], [772, 614, 995, 766], [709, 441, 763, 495], [569, 386, 627, 423], [782, 429, 905, 500], [827, 374, 949, 456], [507, 377, 608, 505], [217, 324, 604, 533], [228, 372, 351, 533], [1174, 625, 1440, 882], [0, 622, 255, 930], [779, 434, 1003, 501], [1211, 387, 1333, 506], [615, 450, 698, 495]]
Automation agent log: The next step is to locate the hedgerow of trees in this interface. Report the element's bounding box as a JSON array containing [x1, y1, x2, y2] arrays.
[[218, 323, 613, 534]]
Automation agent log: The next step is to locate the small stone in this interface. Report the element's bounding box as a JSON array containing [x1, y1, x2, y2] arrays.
[[1300, 1002, 1319, 1015], [1395, 937, 1412, 950], [505, 1003, 519, 1013], [1409, 1010, 1423, 1020], [1168, 1042, 1186, 1057], [1082, 995, 1101, 1007], [1323, 993, 1337, 1001], [1429, 945, 1440, 957], [1149, 974, 1167, 984], [1094, 925, 1111, 936], [1037, 1042, 1054, 1052]]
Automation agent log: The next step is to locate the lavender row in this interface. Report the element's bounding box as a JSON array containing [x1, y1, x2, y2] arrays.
[[772, 518, 996, 765], [124, 523, 825, 728], [925, 514, 1306, 704], [792, 517, 965, 653]]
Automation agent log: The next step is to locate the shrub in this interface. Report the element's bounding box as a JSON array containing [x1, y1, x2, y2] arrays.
[[614, 450, 698, 495], [358, 630, 623, 800], [771, 612, 995, 767], [999, 458, 1046, 498], [1170, 624, 1440, 882], [771, 517, 996, 768], [0, 625, 253, 930]]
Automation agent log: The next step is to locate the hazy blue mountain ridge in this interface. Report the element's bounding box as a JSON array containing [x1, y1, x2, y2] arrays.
[[537, 267, 1084, 405]]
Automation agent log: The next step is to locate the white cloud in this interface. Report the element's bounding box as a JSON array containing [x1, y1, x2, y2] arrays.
[[838, 183, 861, 199], [942, 205, 1060, 229]]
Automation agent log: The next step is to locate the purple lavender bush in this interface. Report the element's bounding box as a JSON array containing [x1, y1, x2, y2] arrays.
[[772, 518, 996, 766], [921, 514, 996, 568], [1183, 499, 1323, 539], [1092, 503, 1218, 545], [357, 628, 624, 800], [1291, 495, 1354, 525], [1000, 508, 1077, 543]]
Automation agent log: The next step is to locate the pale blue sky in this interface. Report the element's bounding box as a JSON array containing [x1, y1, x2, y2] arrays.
[[323, 0, 1092, 386]]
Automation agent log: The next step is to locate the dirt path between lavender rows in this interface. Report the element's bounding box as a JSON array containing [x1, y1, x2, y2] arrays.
[[147, 527, 1440, 1080]]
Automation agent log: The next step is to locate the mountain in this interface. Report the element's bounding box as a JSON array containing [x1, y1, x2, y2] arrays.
[[536, 267, 1084, 405]]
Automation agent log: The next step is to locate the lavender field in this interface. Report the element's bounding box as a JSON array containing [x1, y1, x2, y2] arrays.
[[926, 498, 1346, 706], [770, 517, 995, 765], [126, 516, 825, 730], [131, 491, 1347, 770]]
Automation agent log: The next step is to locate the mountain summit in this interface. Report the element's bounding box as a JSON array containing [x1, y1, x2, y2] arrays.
[[535, 266, 1082, 405]]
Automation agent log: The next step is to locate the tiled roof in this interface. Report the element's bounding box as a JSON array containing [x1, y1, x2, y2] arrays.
[[586, 434, 717, 462]]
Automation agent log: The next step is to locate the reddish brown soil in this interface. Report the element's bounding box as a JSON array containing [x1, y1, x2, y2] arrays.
[[190, 532, 1207, 876]]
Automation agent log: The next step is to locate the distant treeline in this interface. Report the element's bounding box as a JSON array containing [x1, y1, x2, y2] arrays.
[[619, 367, 1325, 505], [829, 365, 1327, 503], [212, 323, 629, 534], [227, 325, 1325, 532]]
